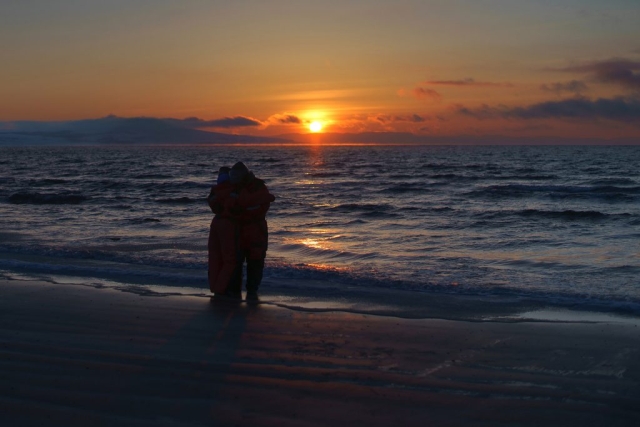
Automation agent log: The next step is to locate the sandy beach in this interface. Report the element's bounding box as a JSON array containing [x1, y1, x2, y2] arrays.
[[1, 278, 639, 426]]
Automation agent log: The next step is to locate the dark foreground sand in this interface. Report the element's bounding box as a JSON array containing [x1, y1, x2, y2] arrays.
[[1, 279, 639, 426]]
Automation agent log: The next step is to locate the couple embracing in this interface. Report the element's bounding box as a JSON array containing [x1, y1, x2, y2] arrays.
[[207, 162, 275, 301]]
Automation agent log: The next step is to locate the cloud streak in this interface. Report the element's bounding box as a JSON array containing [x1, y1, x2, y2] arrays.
[[267, 114, 302, 124], [398, 87, 442, 102], [376, 114, 427, 123], [397, 114, 426, 122], [411, 87, 442, 101], [424, 78, 513, 88]]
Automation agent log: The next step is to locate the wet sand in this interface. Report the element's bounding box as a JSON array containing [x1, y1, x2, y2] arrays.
[[1, 278, 639, 426]]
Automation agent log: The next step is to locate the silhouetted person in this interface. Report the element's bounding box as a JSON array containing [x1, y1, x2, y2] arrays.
[[226, 162, 275, 301], [206, 166, 238, 296]]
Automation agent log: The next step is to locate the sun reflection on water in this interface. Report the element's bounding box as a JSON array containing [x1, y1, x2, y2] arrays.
[[306, 263, 349, 271], [300, 238, 327, 250]]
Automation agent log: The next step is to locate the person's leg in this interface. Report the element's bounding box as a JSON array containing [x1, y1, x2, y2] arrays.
[[226, 252, 244, 297], [246, 257, 264, 295], [245, 220, 268, 297], [223, 222, 244, 297], [207, 221, 222, 293]]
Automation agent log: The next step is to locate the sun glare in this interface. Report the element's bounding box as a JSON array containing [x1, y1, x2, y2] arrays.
[[309, 121, 323, 133]]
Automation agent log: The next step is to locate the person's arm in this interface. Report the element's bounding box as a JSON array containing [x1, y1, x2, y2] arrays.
[[235, 183, 275, 209], [226, 184, 275, 220]]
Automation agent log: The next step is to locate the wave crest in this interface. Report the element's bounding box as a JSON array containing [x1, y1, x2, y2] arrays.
[[155, 197, 202, 204], [8, 192, 88, 205]]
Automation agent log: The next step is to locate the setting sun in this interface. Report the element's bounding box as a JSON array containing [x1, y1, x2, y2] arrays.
[[309, 121, 323, 133]]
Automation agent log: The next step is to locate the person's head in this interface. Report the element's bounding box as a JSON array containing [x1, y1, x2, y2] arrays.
[[217, 166, 231, 184], [229, 161, 249, 184]]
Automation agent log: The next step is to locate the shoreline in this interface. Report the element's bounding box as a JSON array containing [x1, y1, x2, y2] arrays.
[[3, 260, 640, 323], [1, 277, 639, 426]]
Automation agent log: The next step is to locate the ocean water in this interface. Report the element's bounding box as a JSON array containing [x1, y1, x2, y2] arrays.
[[1, 145, 639, 317]]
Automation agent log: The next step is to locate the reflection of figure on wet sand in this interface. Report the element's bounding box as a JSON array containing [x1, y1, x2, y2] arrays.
[[207, 162, 275, 302]]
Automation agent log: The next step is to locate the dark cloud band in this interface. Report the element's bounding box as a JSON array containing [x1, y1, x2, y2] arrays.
[[458, 97, 640, 122], [558, 59, 640, 90]]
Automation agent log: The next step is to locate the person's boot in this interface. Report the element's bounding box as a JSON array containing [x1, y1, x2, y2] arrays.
[[246, 290, 259, 303]]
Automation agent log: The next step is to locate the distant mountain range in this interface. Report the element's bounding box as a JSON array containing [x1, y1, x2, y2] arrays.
[[1, 116, 637, 146], [0, 116, 288, 145]]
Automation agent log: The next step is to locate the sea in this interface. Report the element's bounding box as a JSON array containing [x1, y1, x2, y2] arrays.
[[1, 145, 639, 320]]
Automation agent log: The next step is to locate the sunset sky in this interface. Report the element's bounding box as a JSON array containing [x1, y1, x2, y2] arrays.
[[1, 0, 639, 140]]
